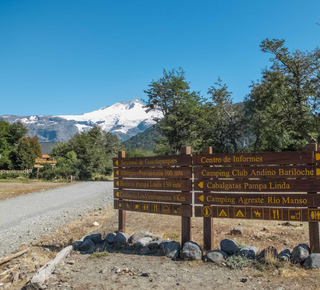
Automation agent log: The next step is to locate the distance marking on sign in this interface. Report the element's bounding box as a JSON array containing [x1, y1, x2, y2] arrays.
[[114, 179, 191, 191], [114, 167, 191, 178]]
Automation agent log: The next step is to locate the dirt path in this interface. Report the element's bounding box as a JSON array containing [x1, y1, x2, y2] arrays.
[[0, 181, 72, 201]]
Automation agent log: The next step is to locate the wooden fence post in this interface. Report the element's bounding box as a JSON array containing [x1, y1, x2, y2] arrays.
[[181, 146, 192, 246], [202, 146, 213, 251], [306, 142, 320, 252], [118, 151, 126, 233]]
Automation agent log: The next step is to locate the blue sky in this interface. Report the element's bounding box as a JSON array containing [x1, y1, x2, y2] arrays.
[[0, 0, 319, 116]]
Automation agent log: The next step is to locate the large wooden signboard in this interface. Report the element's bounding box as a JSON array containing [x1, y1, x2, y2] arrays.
[[113, 148, 192, 245], [194, 145, 320, 252]]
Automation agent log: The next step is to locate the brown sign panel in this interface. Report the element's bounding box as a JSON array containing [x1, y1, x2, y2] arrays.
[[114, 190, 192, 204], [35, 158, 57, 164], [114, 199, 192, 217], [193, 152, 314, 166], [195, 206, 315, 222], [194, 165, 320, 179], [195, 179, 320, 192], [114, 179, 191, 191], [114, 167, 190, 179], [113, 155, 192, 168], [195, 193, 320, 207]]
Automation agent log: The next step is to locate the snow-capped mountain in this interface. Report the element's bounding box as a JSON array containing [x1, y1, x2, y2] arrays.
[[0, 99, 162, 142]]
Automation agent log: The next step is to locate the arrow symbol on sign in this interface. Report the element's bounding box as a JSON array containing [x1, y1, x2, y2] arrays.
[[116, 170, 119, 175], [116, 192, 119, 197], [116, 181, 119, 186], [115, 160, 119, 166], [199, 195, 204, 202], [198, 182, 204, 189], [316, 153, 320, 161], [317, 168, 320, 176]]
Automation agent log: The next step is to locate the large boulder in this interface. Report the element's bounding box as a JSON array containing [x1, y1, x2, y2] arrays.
[[160, 240, 170, 254], [129, 232, 145, 244], [115, 232, 130, 244], [304, 253, 320, 269], [105, 233, 116, 244], [205, 250, 227, 263], [180, 242, 202, 261], [220, 239, 239, 255], [139, 246, 152, 255], [164, 241, 180, 259], [148, 237, 163, 250], [238, 246, 258, 259], [291, 244, 310, 264], [278, 249, 290, 262]]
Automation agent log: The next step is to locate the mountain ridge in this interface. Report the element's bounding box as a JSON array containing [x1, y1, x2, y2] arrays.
[[0, 99, 161, 142]]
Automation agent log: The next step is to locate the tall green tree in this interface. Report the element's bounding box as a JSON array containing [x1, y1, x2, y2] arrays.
[[245, 38, 320, 151], [15, 136, 42, 169], [203, 78, 247, 152], [144, 68, 205, 153]]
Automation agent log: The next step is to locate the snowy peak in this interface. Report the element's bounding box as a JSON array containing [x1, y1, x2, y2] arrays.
[[0, 99, 162, 142]]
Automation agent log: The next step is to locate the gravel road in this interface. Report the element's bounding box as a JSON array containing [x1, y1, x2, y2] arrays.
[[0, 181, 113, 258]]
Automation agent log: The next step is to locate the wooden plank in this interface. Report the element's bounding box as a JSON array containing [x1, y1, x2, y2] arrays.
[[195, 192, 320, 207], [114, 189, 192, 204], [195, 206, 319, 222], [114, 199, 192, 217], [194, 165, 320, 179], [114, 179, 191, 191], [193, 151, 314, 166], [195, 179, 320, 192], [114, 167, 190, 179], [113, 155, 192, 168], [117, 151, 126, 233]]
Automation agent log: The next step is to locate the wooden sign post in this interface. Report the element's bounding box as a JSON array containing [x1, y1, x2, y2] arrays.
[[113, 150, 192, 246]]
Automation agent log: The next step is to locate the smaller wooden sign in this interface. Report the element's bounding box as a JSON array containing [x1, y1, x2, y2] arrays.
[[195, 193, 320, 207], [113, 155, 191, 168], [193, 152, 315, 166], [114, 199, 192, 217], [195, 179, 320, 192], [195, 206, 317, 222], [114, 167, 190, 178], [194, 165, 320, 179], [114, 190, 192, 204], [114, 179, 191, 191]]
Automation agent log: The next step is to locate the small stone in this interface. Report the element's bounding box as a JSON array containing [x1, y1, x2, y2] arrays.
[[141, 272, 150, 277], [230, 227, 243, 235], [180, 241, 202, 260], [205, 250, 227, 263], [291, 244, 310, 264], [164, 241, 180, 259], [238, 246, 258, 259], [84, 234, 102, 244], [78, 239, 95, 251], [220, 239, 239, 255], [303, 253, 320, 269], [240, 278, 247, 283], [278, 249, 290, 261], [93, 221, 99, 226], [105, 233, 116, 244], [115, 232, 130, 244], [148, 237, 163, 250], [144, 231, 154, 238], [139, 247, 151, 255], [129, 232, 145, 244]]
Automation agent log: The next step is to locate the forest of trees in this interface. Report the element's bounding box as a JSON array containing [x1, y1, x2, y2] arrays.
[[1, 38, 319, 181], [145, 38, 320, 154]]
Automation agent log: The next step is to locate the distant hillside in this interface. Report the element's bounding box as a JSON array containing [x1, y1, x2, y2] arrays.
[[122, 125, 160, 151]]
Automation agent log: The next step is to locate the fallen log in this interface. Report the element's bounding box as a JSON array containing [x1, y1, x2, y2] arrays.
[[0, 248, 29, 266]]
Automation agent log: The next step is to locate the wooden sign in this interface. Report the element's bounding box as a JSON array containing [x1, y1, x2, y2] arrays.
[[114, 199, 192, 217], [114, 190, 192, 204], [193, 152, 315, 166], [194, 165, 320, 179], [195, 179, 320, 192], [35, 158, 57, 164], [195, 206, 320, 222], [34, 164, 44, 168], [195, 193, 320, 207], [113, 155, 192, 168], [114, 179, 191, 191], [114, 167, 190, 179]]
